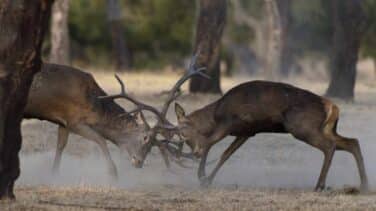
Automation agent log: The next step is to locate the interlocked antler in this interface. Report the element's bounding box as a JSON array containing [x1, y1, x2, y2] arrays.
[[100, 51, 209, 168], [146, 51, 209, 167]]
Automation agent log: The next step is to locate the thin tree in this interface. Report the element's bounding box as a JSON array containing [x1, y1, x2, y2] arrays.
[[50, 0, 71, 65], [326, 0, 366, 101], [276, 0, 293, 76], [189, 0, 227, 93], [0, 0, 53, 199], [106, 0, 132, 71]]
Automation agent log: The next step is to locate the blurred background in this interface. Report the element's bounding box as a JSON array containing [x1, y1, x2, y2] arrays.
[[45, 0, 376, 98], [17, 0, 376, 196]]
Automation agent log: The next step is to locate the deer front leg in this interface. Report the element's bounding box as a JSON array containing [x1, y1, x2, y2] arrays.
[[52, 126, 69, 174], [72, 124, 118, 181], [201, 136, 248, 188], [198, 147, 210, 182]]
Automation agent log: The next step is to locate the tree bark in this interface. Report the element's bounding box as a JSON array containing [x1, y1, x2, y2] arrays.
[[49, 0, 70, 65], [106, 0, 132, 71], [326, 0, 366, 101], [189, 0, 227, 93], [0, 0, 53, 199], [276, 0, 293, 76]]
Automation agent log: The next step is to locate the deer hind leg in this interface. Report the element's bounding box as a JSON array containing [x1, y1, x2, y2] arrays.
[[201, 136, 249, 187], [71, 124, 118, 180], [285, 113, 336, 191], [52, 126, 69, 174], [322, 103, 369, 191]]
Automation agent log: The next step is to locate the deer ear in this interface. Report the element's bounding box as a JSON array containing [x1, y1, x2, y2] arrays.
[[175, 103, 186, 122]]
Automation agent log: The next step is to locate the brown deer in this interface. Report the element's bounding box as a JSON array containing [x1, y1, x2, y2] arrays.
[[23, 63, 155, 179], [170, 81, 368, 191]]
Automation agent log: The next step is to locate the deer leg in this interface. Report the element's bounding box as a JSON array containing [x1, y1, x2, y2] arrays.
[[198, 147, 210, 180], [158, 145, 171, 168], [52, 126, 69, 174], [72, 124, 118, 180], [201, 136, 248, 188], [303, 135, 336, 191], [334, 136, 369, 191]]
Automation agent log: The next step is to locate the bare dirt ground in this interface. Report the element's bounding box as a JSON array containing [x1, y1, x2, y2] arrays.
[[3, 60, 376, 210]]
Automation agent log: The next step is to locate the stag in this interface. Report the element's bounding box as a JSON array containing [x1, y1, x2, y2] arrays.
[[170, 81, 368, 191], [24, 63, 155, 179]]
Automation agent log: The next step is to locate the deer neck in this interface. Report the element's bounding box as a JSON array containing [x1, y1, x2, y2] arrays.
[[92, 107, 137, 146], [188, 102, 218, 137]]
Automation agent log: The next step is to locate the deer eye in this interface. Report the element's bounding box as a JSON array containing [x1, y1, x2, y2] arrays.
[[143, 136, 149, 143]]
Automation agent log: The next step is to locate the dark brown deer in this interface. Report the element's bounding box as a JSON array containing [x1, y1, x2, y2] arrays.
[[171, 81, 368, 191], [23, 63, 154, 179]]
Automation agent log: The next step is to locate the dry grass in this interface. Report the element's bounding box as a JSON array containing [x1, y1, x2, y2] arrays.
[[9, 60, 376, 210], [2, 186, 376, 210]]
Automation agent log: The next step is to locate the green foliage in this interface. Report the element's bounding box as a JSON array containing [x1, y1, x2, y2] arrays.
[[68, 0, 195, 68], [64, 0, 375, 69]]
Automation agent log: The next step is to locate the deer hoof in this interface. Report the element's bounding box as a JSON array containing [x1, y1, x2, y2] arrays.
[[199, 177, 212, 188]]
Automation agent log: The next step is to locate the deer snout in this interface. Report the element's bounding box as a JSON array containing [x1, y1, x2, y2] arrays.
[[131, 156, 143, 168]]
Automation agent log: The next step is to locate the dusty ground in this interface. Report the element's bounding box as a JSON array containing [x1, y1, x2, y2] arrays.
[[3, 60, 376, 210]]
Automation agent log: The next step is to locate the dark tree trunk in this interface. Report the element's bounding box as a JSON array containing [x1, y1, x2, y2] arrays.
[[326, 0, 366, 101], [189, 0, 227, 93], [49, 0, 70, 65], [106, 0, 132, 71], [0, 0, 53, 200], [276, 0, 293, 76]]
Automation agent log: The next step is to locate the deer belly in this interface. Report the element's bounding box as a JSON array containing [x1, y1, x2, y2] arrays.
[[229, 119, 286, 136]]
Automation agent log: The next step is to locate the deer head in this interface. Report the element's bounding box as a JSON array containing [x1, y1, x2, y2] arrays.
[[174, 102, 208, 157]]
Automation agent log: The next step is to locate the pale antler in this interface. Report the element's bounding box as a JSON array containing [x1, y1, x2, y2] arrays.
[[99, 74, 172, 126]]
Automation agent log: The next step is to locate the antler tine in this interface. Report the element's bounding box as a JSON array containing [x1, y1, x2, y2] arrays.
[[160, 51, 210, 117], [99, 75, 172, 125]]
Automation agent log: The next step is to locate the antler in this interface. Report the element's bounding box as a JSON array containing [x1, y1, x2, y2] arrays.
[[99, 74, 172, 126], [144, 51, 209, 166], [160, 51, 209, 117], [100, 51, 209, 168]]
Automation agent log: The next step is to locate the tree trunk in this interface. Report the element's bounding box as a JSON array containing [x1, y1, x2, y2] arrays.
[[106, 0, 132, 71], [189, 0, 227, 93], [276, 0, 293, 76], [0, 0, 53, 199], [49, 0, 70, 65], [326, 0, 366, 101], [263, 0, 281, 81]]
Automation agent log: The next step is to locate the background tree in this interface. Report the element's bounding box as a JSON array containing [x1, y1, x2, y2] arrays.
[[0, 0, 53, 199], [276, 0, 293, 76], [106, 0, 132, 70], [189, 0, 227, 93], [50, 0, 71, 65], [326, 0, 366, 101]]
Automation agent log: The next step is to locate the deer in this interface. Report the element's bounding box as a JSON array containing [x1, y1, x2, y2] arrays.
[[23, 59, 205, 178], [166, 80, 369, 191], [23, 63, 162, 179]]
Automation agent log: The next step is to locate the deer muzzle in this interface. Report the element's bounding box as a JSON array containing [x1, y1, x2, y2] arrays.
[[131, 156, 143, 168]]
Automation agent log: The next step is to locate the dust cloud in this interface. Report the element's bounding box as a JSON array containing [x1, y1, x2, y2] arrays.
[[16, 104, 376, 190]]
